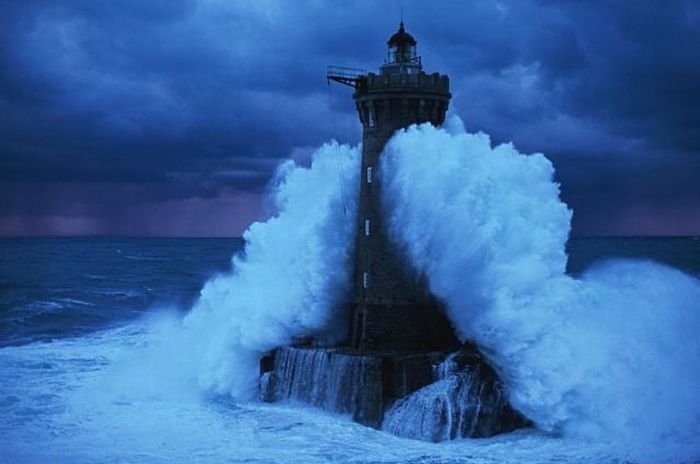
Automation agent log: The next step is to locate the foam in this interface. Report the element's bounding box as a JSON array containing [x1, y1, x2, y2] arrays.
[[182, 141, 359, 398], [381, 118, 700, 452]]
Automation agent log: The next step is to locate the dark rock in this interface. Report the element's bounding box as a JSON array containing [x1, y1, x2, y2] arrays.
[[263, 347, 384, 427], [382, 348, 529, 441], [259, 371, 279, 402]]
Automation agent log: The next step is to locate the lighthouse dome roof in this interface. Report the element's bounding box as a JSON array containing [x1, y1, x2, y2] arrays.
[[387, 22, 416, 46]]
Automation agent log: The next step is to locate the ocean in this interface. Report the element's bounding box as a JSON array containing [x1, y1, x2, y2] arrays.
[[1, 236, 699, 464]]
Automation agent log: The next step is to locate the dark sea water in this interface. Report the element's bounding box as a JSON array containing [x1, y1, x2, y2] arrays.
[[1, 237, 699, 464], [1, 237, 698, 348], [0, 238, 243, 347]]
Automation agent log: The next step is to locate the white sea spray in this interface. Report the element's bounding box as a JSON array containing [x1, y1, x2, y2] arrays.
[[381, 117, 700, 453], [181, 141, 359, 398]]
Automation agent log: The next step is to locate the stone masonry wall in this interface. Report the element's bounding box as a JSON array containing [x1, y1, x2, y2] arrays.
[[348, 71, 456, 352]]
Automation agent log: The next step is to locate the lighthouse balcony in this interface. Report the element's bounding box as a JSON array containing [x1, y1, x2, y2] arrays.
[[356, 71, 450, 95]]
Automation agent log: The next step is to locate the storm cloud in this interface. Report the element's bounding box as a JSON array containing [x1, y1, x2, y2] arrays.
[[1, 0, 698, 236]]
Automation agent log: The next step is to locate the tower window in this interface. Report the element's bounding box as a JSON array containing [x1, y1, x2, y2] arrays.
[[368, 108, 376, 127], [366, 166, 373, 184], [363, 272, 369, 289], [364, 219, 371, 236]]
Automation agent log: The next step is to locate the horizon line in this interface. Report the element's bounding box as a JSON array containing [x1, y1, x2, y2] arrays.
[[0, 234, 698, 240]]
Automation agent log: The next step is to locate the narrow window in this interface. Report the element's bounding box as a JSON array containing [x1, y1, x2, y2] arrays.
[[366, 166, 373, 184], [363, 272, 369, 289], [364, 219, 371, 236], [368, 108, 375, 127]]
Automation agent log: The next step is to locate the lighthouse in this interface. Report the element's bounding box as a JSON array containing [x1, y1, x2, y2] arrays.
[[328, 22, 457, 352], [260, 23, 525, 438]]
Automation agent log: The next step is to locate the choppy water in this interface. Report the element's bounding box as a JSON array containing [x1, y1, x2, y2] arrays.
[[1, 237, 699, 464], [0, 238, 242, 347]]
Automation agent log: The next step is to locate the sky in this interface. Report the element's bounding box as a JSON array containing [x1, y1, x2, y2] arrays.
[[1, 0, 699, 237]]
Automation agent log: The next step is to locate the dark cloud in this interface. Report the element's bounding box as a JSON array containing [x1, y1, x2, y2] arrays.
[[0, 0, 698, 236]]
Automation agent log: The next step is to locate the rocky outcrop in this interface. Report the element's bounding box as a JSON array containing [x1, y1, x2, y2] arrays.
[[382, 349, 528, 441], [261, 345, 529, 441], [260, 347, 384, 426]]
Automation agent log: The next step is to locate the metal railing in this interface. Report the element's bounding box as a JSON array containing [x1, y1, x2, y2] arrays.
[[327, 65, 367, 78], [327, 65, 367, 87]]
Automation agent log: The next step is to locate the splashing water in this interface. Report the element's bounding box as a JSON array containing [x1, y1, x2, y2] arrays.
[[180, 141, 359, 399], [380, 117, 700, 451], [3, 117, 700, 463], [93, 116, 700, 461]]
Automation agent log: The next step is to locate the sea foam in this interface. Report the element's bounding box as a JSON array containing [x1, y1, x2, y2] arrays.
[[175, 115, 700, 455], [381, 117, 700, 449], [182, 141, 359, 398]]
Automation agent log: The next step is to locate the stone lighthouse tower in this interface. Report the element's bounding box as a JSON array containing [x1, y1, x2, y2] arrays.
[[329, 22, 457, 352], [260, 24, 525, 437]]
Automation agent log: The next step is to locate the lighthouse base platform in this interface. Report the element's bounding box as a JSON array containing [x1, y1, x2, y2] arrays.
[[259, 345, 528, 441]]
